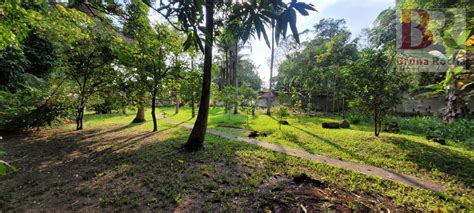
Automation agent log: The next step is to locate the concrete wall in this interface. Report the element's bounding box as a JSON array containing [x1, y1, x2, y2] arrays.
[[395, 95, 474, 114], [257, 98, 279, 108]]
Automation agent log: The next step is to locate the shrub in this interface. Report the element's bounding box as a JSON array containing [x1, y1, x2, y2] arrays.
[[387, 116, 474, 147], [0, 90, 73, 131], [347, 113, 363, 124], [274, 105, 290, 130]]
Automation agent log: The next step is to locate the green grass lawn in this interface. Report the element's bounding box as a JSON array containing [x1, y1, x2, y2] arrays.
[[1, 108, 473, 211], [160, 106, 474, 205]]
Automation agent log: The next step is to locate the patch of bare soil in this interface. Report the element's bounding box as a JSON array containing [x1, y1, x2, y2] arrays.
[[0, 126, 159, 212], [247, 174, 415, 212]]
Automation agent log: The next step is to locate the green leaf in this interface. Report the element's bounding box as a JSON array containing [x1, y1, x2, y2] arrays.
[[254, 18, 262, 39], [282, 11, 289, 37], [261, 10, 277, 19], [183, 33, 193, 51], [260, 22, 271, 48], [0, 163, 5, 176], [453, 66, 464, 75], [241, 20, 253, 43], [194, 33, 204, 52], [288, 9, 299, 43], [443, 67, 453, 87], [455, 29, 470, 46], [275, 18, 282, 44], [443, 31, 460, 50], [0, 160, 14, 176], [293, 3, 309, 16], [295, 2, 317, 11]]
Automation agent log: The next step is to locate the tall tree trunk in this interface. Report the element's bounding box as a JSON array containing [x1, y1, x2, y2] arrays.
[[79, 108, 84, 130], [133, 106, 145, 123], [342, 96, 345, 119], [374, 108, 379, 136], [333, 80, 336, 113], [151, 87, 158, 132], [233, 42, 239, 114], [76, 95, 85, 130], [219, 65, 224, 90], [267, 20, 275, 115], [191, 93, 196, 118], [442, 69, 458, 123], [133, 91, 146, 123], [175, 96, 179, 114], [184, 1, 214, 150], [76, 104, 84, 130], [325, 79, 329, 113], [225, 51, 229, 86]]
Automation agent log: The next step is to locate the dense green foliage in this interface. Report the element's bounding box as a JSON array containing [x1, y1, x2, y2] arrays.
[[350, 48, 405, 136], [388, 116, 474, 146], [0, 0, 473, 211], [277, 19, 358, 113]]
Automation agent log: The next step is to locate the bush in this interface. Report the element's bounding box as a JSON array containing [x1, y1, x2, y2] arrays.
[[274, 105, 290, 130], [0, 90, 73, 131], [88, 92, 125, 114], [274, 105, 290, 120], [387, 116, 474, 146], [347, 113, 363, 124]]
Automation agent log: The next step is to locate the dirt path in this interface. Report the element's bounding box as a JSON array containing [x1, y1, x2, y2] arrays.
[[160, 117, 445, 193]]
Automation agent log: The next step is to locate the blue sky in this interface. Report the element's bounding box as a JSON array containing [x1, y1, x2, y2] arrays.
[[148, 0, 395, 87], [248, 0, 395, 87]]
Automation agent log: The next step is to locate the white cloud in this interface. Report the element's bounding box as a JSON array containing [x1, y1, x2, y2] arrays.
[[247, 0, 394, 87]]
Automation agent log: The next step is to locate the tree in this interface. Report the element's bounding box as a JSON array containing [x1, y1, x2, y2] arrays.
[[181, 58, 203, 118], [119, 1, 184, 131], [216, 86, 238, 119], [276, 19, 358, 113], [120, 0, 153, 124], [274, 105, 289, 130], [0, 2, 80, 131], [351, 49, 404, 136], [65, 29, 115, 130], [237, 59, 263, 91], [240, 83, 258, 117], [130, 0, 316, 150]]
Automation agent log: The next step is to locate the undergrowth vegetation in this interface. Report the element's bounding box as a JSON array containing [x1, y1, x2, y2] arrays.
[[2, 111, 473, 211]]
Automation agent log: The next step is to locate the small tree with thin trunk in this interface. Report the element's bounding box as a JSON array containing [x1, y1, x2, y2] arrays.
[[274, 105, 289, 130], [217, 86, 238, 120], [181, 66, 202, 118], [120, 2, 183, 131], [351, 49, 402, 136], [66, 27, 115, 130]]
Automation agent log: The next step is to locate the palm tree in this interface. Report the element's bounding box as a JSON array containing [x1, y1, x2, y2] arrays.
[[142, 0, 315, 150], [69, 0, 315, 149], [267, 19, 275, 115]]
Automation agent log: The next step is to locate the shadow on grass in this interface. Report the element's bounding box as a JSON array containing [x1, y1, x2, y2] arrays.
[[286, 126, 378, 165], [82, 121, 147, 140], [83, 112, 131, 121], [1, 119, 471, 211], [385, 136, 474, 187], [0, 122, 269, 211]]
